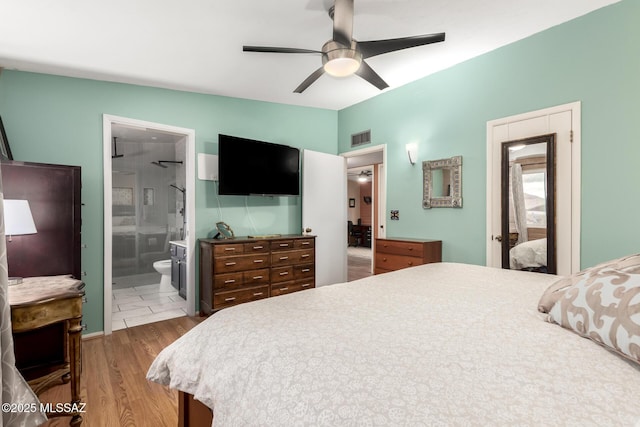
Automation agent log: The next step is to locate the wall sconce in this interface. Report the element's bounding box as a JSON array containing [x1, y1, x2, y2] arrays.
[[3, 199, 37, 242], [406, 143, 418, 165]]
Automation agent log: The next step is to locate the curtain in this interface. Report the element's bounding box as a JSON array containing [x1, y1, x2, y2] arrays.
[[0, 164, 46, 426], [511, 163, 529, 245]]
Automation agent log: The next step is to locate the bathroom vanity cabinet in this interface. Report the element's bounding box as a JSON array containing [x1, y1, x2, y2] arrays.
[[170, 241, 187, 299]]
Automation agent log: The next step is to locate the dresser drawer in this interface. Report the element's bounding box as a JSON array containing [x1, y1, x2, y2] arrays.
[[375, 253, 422, 271], [214, 243, 245, 256], [214, 272, 244, 290], [214, 254, 270, 273], [294, 264, 314, 279], [271, 266, 294, 283], [271, 240, 295, 251], [271, 249, 314, 266], [377, 240, 424, 257], [213, 268, 270, 290], [243, 269, 270, 286], [270, 279, 314, 297], [294, 238, 314, 249], [244, 241, 269, 253], [213, 286, 269, 310]]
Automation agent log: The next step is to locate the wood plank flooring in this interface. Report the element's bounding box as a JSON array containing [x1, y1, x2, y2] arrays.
[[38, 316, 202, 427]]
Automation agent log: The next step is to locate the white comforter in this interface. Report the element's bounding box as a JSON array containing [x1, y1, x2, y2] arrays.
[[147, 263, 640, 426]]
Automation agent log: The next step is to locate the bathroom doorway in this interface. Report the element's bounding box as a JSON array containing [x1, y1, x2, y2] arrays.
[[103, 115, 196, 334]]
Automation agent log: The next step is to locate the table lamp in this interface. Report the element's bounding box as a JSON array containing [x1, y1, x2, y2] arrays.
[[3, 199, 37, 285]]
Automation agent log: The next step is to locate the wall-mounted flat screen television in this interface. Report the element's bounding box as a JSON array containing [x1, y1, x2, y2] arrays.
[[218, 134, 300, 196]]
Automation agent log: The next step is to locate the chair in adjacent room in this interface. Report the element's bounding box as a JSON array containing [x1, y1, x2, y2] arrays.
[[348, 220, 363, 247]]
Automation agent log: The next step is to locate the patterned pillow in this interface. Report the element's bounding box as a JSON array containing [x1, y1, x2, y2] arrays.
[[540, 265, 640, 365], [538, 253, 640, 313]]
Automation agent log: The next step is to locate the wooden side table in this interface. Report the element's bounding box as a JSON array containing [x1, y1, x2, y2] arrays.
[[8, 275, 85, 426]]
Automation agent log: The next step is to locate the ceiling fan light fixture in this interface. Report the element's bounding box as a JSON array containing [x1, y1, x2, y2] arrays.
[[322, 41, 362, 77]]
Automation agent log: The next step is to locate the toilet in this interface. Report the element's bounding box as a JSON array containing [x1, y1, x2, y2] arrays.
[[153, 259, 173, 289]]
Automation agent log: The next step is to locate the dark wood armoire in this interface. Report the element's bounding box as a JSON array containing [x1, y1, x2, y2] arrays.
[[1, 160, 82, 381], [1, 160, 82, 279]]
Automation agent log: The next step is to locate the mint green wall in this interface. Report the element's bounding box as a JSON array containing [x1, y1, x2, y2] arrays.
[[0, 0, 638, 333], [339, 0, 639, 268], [0, 72, 337, 333]]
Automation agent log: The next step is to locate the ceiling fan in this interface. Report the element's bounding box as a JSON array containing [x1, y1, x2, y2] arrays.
[[243, 0, 445, 93]]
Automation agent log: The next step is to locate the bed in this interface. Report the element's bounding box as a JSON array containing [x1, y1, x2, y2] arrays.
[[147, 262, 640, 426], [509, 238, 547, 271]]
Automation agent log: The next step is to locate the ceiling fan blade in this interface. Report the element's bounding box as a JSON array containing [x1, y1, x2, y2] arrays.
[[357, 32, 445, 58], [355, 61, 388, 91], [294, 67, 325, 93], [332, 0, 354, 47], [243, 46, 321, 54]]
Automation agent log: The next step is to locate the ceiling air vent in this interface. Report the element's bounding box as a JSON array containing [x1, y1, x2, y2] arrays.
[[351, 130, 371, 148]]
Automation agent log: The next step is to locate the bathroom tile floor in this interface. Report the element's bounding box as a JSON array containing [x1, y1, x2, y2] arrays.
[[112, 273, 187, 331]]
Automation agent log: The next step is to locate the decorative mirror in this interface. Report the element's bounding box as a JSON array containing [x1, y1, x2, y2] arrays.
[[422, 156, 462, 208], [214, 221, 235, 239], [500, 134, 556, 274]]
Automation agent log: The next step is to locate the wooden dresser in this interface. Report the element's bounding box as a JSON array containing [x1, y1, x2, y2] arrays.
[[199, 235, 315, 314], [374, 238, 442, 274]]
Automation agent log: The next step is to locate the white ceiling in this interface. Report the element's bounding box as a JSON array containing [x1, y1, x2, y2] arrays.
[[0, 0, 619, 110]]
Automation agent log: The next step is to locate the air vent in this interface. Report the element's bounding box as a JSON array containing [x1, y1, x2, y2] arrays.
[[351, 130, 371, 147]]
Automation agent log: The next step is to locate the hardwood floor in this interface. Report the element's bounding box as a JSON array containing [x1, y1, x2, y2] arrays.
[[38, 316, 202, 427]]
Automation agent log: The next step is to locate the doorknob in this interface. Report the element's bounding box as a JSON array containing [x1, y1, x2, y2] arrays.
[[494, 235, 503, 242]]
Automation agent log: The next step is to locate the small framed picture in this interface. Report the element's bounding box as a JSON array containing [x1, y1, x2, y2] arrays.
[[349, 198, 356, 208], [0, 115, 14, 161]]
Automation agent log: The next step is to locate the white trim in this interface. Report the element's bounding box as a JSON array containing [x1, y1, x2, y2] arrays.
[[340, 144, 387, 272], [82, 331, 104, 340], [103, 114, 196, 335], [485, 101, 581, 273]]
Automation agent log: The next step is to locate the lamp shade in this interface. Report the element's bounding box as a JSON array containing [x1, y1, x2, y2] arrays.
[[3, 199, 37, 236]]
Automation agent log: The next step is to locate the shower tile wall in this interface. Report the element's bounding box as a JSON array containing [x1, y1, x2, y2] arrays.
[[112, 139, 180, 280]]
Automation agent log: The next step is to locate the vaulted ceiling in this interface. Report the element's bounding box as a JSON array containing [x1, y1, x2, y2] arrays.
[[0, 0, 620, 110]]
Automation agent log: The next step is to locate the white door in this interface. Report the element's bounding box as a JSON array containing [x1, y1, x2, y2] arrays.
[[302, 150, 347, 286], [486, 102, 581, 276]]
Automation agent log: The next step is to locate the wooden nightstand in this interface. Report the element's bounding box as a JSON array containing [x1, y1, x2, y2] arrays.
[[8, 275, 85, 426]]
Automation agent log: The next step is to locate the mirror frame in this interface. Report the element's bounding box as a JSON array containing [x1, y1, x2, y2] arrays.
[[422, 155, 463, 208], [501, 134, 556, 274]]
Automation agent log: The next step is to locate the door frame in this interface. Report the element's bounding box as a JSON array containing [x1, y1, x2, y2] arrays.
[[341, 144, 387, 273], [485, 102, 581, 274], [102, 114, 196, 335]]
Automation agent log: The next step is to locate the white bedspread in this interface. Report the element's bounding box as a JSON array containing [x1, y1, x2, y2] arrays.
[[147, 263, 640, 426]]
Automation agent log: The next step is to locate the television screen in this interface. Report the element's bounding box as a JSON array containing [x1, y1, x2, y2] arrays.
[[218, 134, 300, 196]]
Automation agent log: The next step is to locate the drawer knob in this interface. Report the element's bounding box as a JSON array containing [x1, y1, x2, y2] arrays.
[[408, 262, 413, 266], [224, 279, 236, 284], [301, 254, 310, 258], [301, 283, 311, 288], [254, 260, 264, 264], [383, 257, 387, 262], [224, 247, 236, 252], [408, 247, 413, 251], [252, 275, 263, 280], [279, 271, 289, 276], [280, 256, 289, 260], [224, 297, 236, 302], [280, 243, 289, 247], [279, 287, 289, 291], [253, 292, 264, 297], [301, 242, 310, 245], [302, 268, 310, 273], [253, 246, 263, 250], [225, 262, 237, 266]]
